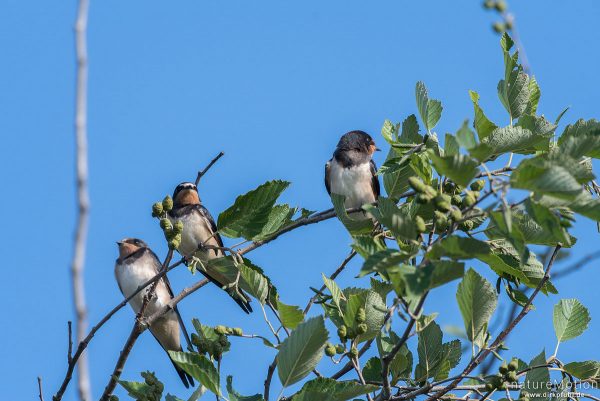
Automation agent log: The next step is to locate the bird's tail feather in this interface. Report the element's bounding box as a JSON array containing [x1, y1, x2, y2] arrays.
[[169, 354, 194, 389], [199, 270, 253, 314]]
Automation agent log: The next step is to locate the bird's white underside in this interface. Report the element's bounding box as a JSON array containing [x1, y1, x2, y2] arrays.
[[328, 159, 376, 209], [168, 212, 223, 259], [115, 257, 171, 316]]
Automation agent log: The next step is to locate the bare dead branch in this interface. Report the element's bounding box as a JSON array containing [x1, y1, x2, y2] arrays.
[[70, 0, 91, 399], [195, 151, 225, 186], [38, 377, 45, 401], [67, 321, 73, 364]]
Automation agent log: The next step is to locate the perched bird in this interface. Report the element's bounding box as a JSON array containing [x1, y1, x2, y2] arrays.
[[325, 130, 381, 216], [167, 182, 252, 314], [115, 238, 194, 388]]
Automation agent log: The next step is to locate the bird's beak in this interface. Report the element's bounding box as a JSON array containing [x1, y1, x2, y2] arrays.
[[375, 147, 381, 151], [116, 241, 123, 246]]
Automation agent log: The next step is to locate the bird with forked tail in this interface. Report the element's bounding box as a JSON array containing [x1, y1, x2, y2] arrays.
[[167, 182, 253, 314], [114, 238, 194, 388]]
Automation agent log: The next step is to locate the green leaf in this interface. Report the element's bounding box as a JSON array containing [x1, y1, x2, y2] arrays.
[[363, 197, 416, 241], [444, 134, 460, 156], [253, 204, 296, 241], [118, 371, 164, 401], [290, 378, 378, 401], [277, 316, 329, 388], [558, 118, 600, 159], [524, 76, 541, 115], [381, 119, 399, 144], [218, 180, 290, 239], [331, 193, 374, 235], [226, 376, 265, 401], [240, 264, 269, 304], [416, 81, 443, 131], [342, 290, 386, 342], [277, 300, 304, 329], [521, 350, 551, 401], [359, 248, 410, 277], [498, 69, 530, 120], [399, 114, 423, 144], [323, 274, 346, 314], [456, 120, 477, 150], [381, 148, 415, 200], [469, 90, 498, 140], [553, 299, 591, 343], [511, 157, 584, 200], [456, 269, 498, 347], [431, 153, 480, 186], [471, 126, 551, 161], [563, 361, 600, 384], [414, 321, 459, 382], [169, 351, 221, 396], [362, 357, 383, 382]]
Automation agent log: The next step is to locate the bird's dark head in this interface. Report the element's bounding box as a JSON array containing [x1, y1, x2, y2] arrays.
[[336, 130, 379, 155], [173, 182, 200, 207], [116, 238, 148, 259]]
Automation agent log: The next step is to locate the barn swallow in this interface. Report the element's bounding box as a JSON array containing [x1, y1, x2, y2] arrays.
[[115, 238, 194, 388], [167, 183, 253, 314], [325, 130, 381, 217]]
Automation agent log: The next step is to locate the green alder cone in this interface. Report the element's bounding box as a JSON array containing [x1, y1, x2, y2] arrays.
[[415, 216, 427, 233], [152, 202, 163, 217], [215, 325, 228, 335], [162, 195, 173, 211], [408, 176, 427, 193], [160, 218, 172, 231]]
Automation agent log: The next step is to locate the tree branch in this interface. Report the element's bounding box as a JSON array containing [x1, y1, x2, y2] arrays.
[[38, 377, 45, 401], [424, 245, 562, 401], [71, 0, 91, 399], [195, 151, 225, 186]]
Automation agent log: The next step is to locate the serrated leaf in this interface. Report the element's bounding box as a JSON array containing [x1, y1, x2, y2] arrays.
[[557, 118, 600, 159], [553, 299, 591, 343], [498, 69, 530, 120], [343, 290, 386, 342], [359, 249, 409, 277], [362, 357, 383, 382], [226, 376, 264, 401], [363, 196, 416, 241], [169, 351, 221, 396], [253, 204, 295, 241], [469, 91, 498, 140], [277, 300, 304, 329], [277, 316, 329, 388], [521, 350, 551, 401], [524, 76, 541, 115], [471, 126, 551, 161], [431, 153, 480, 186], [456, 120, 477, 150], [381, 119, 399, 144], [511, 157, 583, 200], [563, 361, 600, 384], [414, 321, 458, 382], [456, 269, 498, 347], [416, 81, 443, 131], [218, 180, 290, 239], [240, 264, 269, 304], [323, 274, 346, 314], [290, 378, 378, 401], [399, 114, 423, 144], [118, 371, 164, 401], [331, 193, 374, 235]]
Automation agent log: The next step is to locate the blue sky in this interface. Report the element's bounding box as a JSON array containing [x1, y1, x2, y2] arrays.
[[1, 0, 600, 400]]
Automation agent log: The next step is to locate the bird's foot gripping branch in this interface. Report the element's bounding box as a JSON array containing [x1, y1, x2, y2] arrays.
[[55, 32, 600, 401]]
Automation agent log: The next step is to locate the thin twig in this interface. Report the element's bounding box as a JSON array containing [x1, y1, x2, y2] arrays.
[[303, 250, 357, 315], [71, 0, 91, 399], [425, 245, 562, 401], [38, 377, 45, 401], [264, 356, 278, 401], [67, 321, 73, 364], [195, 151, 225, 186]]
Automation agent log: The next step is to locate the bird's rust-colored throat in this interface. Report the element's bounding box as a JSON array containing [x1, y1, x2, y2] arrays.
[[175, 189, 200, 206], [118, 242, 141, 259]]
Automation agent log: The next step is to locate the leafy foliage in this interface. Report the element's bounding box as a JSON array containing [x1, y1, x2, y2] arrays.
[[116, 31, 600, 401]]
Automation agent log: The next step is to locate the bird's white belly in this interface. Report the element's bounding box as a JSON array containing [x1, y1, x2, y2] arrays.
[[169, 212, 220, 259], [117, 261, 166, 316], [329, 160, 376, 209]]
